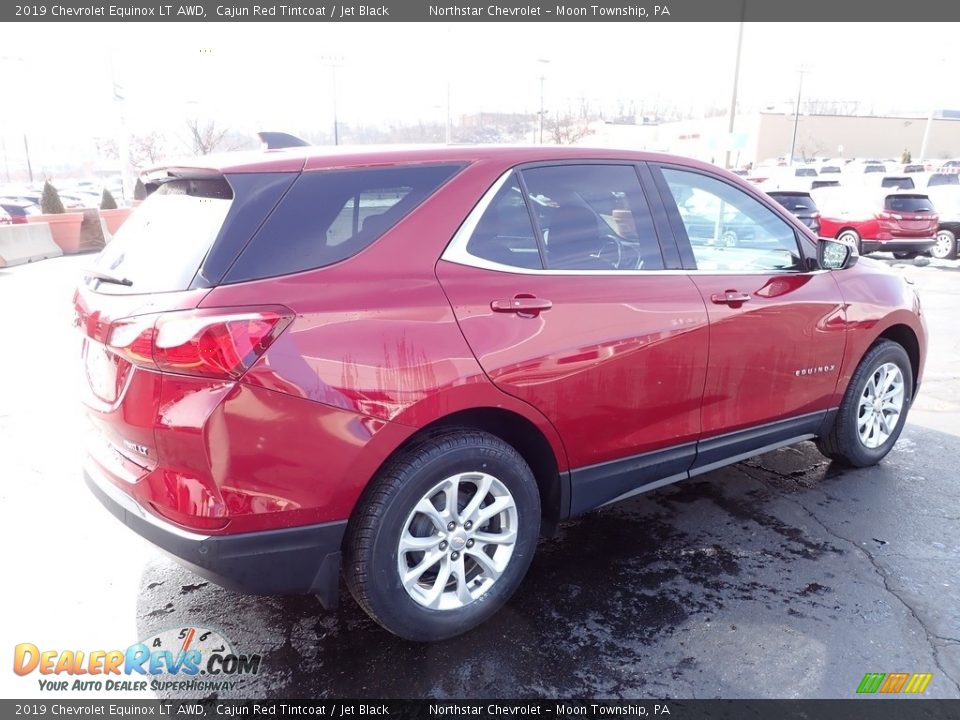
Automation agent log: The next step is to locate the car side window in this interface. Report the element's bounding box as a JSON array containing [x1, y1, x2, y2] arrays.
[[661, 168, 803, 273], [520, 164, 665, 271], [465, 174, 543, 269]]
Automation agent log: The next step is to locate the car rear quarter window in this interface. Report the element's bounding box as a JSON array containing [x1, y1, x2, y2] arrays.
[[223, 163, 463, 283], [464, 173, 542, 270]]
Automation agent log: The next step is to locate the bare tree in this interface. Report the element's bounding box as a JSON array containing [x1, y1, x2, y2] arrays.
[[129, 132, 169, 168], [185, 119, 231, 155], [95, 132, 171, 170], [547, 113, 595, 145]]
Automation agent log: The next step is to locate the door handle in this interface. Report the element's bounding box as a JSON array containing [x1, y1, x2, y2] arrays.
[[710, 290, 751, 306], [491, 297, 553, 315]]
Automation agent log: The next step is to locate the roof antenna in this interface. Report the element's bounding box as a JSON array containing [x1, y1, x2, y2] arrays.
[[257, 132, 311, 150]]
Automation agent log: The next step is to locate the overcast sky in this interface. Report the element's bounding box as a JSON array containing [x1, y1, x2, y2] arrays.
[[2, 22, 959, 170]]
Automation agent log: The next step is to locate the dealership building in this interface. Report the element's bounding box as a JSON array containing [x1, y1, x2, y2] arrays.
[[587, 111, 960, 167]]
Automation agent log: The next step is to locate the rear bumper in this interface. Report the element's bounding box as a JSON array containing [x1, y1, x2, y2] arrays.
[[85, 466, 346, 608], [862, 238, 936, 254]]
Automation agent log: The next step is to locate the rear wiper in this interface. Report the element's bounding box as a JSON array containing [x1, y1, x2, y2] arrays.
[[84, 268, 133, 287]]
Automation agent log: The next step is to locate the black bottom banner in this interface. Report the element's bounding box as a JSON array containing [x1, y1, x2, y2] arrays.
[[4, 700, 960, 720]]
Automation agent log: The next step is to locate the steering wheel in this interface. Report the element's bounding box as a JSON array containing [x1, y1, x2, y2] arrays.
[[594, 234, 626, 269]]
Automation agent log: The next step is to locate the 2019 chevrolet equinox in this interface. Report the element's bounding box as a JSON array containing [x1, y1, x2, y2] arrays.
[[76, 145, 926, 641]]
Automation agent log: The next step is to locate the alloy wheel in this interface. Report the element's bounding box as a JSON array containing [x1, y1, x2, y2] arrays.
[[931, 230, 955, 260], [397, 472, 518, 610], [857, 362, 905, 449]]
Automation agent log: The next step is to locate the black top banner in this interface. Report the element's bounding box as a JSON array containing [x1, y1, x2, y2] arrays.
[[5, 0, 960, 22]]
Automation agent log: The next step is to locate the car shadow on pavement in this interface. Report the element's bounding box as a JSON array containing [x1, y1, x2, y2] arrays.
[[135, 425, 960, 700]]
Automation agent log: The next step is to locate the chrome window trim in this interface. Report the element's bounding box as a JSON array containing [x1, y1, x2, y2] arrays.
[[441, 166, 822, 277]]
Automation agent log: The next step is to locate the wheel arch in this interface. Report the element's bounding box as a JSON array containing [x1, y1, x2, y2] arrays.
[[411, 408, 566, 529], [350, 406, 569, 539], [875, 323, 921, 392]]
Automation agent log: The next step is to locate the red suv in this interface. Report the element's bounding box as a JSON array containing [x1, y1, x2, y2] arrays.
[[815, 187, 938, 257], [77, 146, 926, 641]]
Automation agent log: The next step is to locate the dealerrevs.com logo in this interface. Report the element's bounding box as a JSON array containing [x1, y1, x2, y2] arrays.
[[13, 626, 262, 693]]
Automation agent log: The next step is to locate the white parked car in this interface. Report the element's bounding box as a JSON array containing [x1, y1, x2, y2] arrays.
[[925, 186, 960, 259]]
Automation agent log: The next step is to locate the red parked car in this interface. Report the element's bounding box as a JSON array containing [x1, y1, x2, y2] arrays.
[[815, 187, 938, 257], [77, 146, 927, 641]]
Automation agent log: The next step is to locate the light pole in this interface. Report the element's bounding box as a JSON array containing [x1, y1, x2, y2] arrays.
[[445, 79, 452, 144], [919, 56, 949, 161], [0, 55, 33, 182], [788, 68, 808, 167], [724, 8, 745, 169], [109, 50, 131, 201], [321, 55, 344, 145], [537, 58, 550, 144]]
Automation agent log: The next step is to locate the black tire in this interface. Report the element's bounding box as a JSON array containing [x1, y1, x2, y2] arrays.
[[893, 251, 919, 260], [343, 428, 541, 641], [816, 340, 913, 467]]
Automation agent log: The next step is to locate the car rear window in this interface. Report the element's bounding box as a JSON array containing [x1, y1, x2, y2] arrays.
[[88, 178, 233, 294], [881, 177, 914, 189], [770, 193, 819, 214], [794, 168, 817, 177], [885, 195, 934, 212], [928, 173, 959, 187], [224, 164, 462, 283], [864, 165, 886, 174]]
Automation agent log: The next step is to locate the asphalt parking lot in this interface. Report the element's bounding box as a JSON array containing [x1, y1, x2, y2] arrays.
[[2, 253, 959, 700]]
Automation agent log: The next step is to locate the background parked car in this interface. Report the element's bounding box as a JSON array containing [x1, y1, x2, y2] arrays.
[[814, 187, 938, 256], [767, 190, 821, 234], [912, 172, 960, 189], [0, 199, 42, 224], [925, 186, 960, 259]]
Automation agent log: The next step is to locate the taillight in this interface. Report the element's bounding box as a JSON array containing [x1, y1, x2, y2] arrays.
[[107, 307, 292, 380]]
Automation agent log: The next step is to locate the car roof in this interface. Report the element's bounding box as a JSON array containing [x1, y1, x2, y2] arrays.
[[142, 144, 725, 176]]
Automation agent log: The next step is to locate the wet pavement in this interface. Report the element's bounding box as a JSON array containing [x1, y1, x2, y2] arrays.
[[2, 254, 959, 699]]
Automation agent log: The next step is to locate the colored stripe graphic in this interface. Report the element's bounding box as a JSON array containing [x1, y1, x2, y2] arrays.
[[904, 673, 933, 694], [857, 673, 886, 694], [880, 673, 910, 693], [857, 672, 933, 694]]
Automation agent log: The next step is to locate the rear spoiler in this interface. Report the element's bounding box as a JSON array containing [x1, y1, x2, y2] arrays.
[[257, 132, 310, 150]]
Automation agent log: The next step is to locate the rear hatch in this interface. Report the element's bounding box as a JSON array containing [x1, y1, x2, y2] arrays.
[[879, 194, 938, 237], [76, 170, 295, 489]]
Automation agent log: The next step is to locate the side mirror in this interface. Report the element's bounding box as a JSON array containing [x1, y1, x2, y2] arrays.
[[818, 238, 858, 270]]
